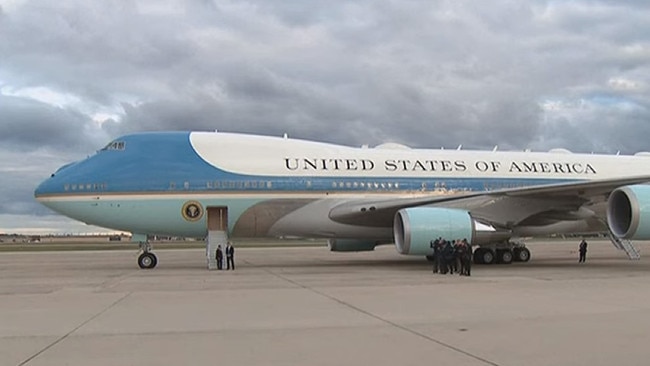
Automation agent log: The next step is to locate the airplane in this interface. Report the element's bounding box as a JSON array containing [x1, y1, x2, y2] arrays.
[[34, 131, 650, 269]]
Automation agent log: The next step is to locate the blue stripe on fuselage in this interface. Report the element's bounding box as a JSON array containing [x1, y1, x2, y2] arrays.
[[37, 132, 219, 195]]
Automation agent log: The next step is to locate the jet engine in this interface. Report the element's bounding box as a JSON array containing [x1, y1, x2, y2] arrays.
[[607, 184, 650, 239], [393, 207, 510, 255], [328, 239, 378, 252]]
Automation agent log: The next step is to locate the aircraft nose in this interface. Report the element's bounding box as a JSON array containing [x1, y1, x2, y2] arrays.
[[34, 174, 56, 200], [34, 161, 78, 199]]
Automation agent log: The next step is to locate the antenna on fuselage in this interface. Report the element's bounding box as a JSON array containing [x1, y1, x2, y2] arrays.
[[283, 133, 288, 139], [456, 144, 462, 150], [492, 145, 498, 152]]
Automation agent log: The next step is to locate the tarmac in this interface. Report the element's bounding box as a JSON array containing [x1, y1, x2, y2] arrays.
[[2, 239, 650, 366]]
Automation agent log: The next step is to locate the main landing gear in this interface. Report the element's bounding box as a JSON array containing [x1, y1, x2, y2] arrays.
[[137, 241, 158, 269], [425, 241, 531, 265], [473, 242, 531, 265]]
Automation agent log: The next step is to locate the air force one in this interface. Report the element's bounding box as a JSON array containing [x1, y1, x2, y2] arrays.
[[34, 131, 650, 268]]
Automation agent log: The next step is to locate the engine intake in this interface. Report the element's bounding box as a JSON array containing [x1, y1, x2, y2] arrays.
[[607, 185, 650, 239], [393, 207, 509, 255]]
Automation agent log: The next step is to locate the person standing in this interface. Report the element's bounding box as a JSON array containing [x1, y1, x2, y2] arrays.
[[463, 239, 472, 276], [438, 240, 448, 274], [453, 240, 463, 274], [216, 244, 224, 270], [458, 241, 467, 276], [431, 238, 440, 273], [444, 240, 455, 275], [579, 239, 588, 263], [226, 241, 235, 270]]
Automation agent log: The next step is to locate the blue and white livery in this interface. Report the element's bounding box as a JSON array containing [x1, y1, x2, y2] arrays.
[[34, 131, 650, 268]]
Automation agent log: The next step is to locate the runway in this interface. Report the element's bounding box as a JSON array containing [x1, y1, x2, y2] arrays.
[[2, 239, 650, 366]]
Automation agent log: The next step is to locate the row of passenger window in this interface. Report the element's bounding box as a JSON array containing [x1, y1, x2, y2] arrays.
[[166, 181, 275, 190], [62, 180, 477, 192], [482, 182, 527, 190], [201, 180, 403, 190], [64, 183, 107, 191], [170, 180, 404, 190], [330, 181, 401, 189], [208, 181, 273, 189]]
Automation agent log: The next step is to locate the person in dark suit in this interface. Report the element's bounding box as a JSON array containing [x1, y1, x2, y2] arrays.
[[461, 239, 472, 276], [443, 240, 455, 275], [431, 238, 441, 273], [579, 239, 588, 263], [226, 241, 235, 270], [216, 244, 224, 270], [438, 240, 448, 274]]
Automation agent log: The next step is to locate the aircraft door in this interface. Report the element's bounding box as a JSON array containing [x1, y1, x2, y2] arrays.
[[206, 206, 228, 270], [207, 206, 228, 232]]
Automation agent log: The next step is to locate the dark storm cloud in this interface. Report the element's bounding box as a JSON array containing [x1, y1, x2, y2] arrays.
[[0, 95, 107, 229], [0, 95, 106, 152], [0, 1, 202, 105], [2, 0, 645, 151]]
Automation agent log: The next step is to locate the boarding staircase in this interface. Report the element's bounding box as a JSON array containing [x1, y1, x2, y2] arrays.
[[608, 233, 641, 260], [207, 230, 228, 269]]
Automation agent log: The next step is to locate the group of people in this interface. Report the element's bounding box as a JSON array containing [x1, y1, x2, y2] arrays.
[[430, 238, 473, 276], [215, 241, 235, 270]]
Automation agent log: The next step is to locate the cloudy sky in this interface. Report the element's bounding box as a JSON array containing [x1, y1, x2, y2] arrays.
[[1, 0, 649, 234]]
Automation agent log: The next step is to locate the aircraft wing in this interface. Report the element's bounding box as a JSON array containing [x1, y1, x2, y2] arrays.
[[328, 176, 650, 228]]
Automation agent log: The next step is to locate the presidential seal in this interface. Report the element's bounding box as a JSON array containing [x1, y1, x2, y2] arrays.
[[181, 201, 204, 221]]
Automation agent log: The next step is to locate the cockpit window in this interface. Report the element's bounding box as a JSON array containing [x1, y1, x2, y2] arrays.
[[101, 141, 126, 151]]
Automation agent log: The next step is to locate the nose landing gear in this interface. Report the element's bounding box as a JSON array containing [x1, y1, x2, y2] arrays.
[[138, 251, 158, 269], [137, 240, 158, 269]]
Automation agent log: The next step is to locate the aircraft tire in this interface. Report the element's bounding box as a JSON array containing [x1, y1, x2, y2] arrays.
[[497, 249, 513, 264], [515, 247, 531, 262], [480, 249, 495, 265], [138, 252, 157, 269]]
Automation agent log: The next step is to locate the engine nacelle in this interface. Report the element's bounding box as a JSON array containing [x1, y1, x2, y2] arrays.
[[607, 185, 650, 239], [393, 207, 510, 255], [328, 239, 378, 252]]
